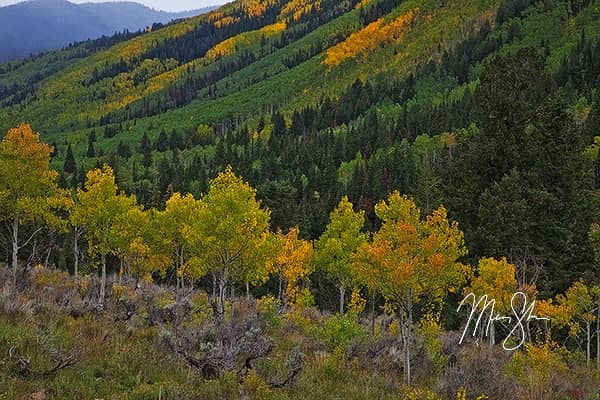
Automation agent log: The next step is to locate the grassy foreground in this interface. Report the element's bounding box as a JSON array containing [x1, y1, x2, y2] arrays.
[[1, 266, 599, 400]]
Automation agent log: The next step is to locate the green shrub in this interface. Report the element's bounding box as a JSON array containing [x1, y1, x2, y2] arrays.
[[257, 295, 282, 327], [315, 313, 364, 351]]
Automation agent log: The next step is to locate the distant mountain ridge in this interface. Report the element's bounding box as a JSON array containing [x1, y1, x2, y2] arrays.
[[0, 0, 215, 62]]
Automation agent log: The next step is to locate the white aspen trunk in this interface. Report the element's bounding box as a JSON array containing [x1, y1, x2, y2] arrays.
[[44, 247, 51, 268], [230, 283, 235, 317], [278, 276, 283, 302], [176, 248, 184, 301], [73, 228, 79, 283], [11, 217, 19, 287], [404, 291, 413, 385], [489, 318, 495, 348], [587, 320, 591, 368], [370, 291, 376, 336], [219, 267, 228, 314], [211, 272, 217, 300], [339, 283, 345, 314], [99, 253, 106, 308], [119, 258, 123, 284]]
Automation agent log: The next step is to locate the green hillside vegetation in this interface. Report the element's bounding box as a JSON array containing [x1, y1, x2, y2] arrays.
[[1, 0, 596, 289], [3, 0, 600, 397]]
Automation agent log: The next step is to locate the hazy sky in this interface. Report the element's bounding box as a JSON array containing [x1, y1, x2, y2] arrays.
[[0, 0, 229, 12]]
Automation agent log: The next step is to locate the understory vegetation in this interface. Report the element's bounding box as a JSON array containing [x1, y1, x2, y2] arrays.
[[1, 266, 599, 399], [3, 0, 600, 397]]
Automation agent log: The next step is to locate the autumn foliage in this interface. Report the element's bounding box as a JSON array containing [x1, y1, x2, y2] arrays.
[[324, 9, 418, 67], [2, 122, 600, 398]]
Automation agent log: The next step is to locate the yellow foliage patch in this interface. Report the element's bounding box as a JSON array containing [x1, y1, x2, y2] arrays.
[[280, 0, 321, 22], [241, 0, 277, 18], [355, 0, 373, 9], [206, 22, 286, 62], [324, 9, 418, 67], [214, 15, 239, 28]]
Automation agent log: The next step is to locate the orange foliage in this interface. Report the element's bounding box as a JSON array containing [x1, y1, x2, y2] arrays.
[[281, 0, 321, 22], [267, 227, 314, 305], [214, 15, 240, 28], [355, 0, 373, 9], [241, 0, 277, 18], [324, 9, 418, 67]]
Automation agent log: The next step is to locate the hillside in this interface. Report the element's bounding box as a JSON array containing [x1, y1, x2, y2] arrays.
[[1, 0, 600, 289], [3, 0, 600, 398], [0, 0, 215, 62]]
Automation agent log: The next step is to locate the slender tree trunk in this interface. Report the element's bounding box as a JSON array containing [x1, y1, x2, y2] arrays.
[[370, 291, 376, 336], [403, 291, 413, 385], [339, 283, 345, 314], [44, 247, 51, 268], [176, 249, 184, 301], [11, 216, 19, 287], [211, 272, 217, 301], [246, 281, 250, 300], [382, 302, 388, 333], [278, 276, 283, 302], [489, 319, 495, 348], [73, 228, 79, 283], [230, 284, 235, 317], [119, 258, 123, 284], [597, 306, 599, 370], [218, 267, 228, 314], [406, 309, 412, 385], [99, 253, 106, 308], [587, 320, 591, 368]]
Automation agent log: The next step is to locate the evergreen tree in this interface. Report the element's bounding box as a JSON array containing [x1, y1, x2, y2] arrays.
[[140, 132, 151, 153], [117, 141, 132, 160], [63, 144, 76, 174], [155, 129, 169, 152], [443, 48, 596, 293], [271, 111, 286, 137], [87, 141, 95, 158]]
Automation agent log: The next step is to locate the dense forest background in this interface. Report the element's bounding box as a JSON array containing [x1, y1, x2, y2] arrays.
[[2, 0, 600, 398], [2, 0, 599, 296]]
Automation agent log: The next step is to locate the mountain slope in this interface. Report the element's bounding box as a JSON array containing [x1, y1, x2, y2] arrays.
[[0, 0, 598, 163], [1, 0, 600, 292], [0, 0, 502, 133], [0, 0, 215, 62]]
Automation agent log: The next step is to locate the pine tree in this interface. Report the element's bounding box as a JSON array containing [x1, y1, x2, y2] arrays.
[[271, 111, 286, 137], [87, 141, 95, 158], [155, 129, 169, 152], [63, 144, 76, 174]]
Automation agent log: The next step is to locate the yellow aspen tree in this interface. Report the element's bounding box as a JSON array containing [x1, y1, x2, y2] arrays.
[[267, 227, 314, 307], [559, 280, 599, 368], [469, 257, 518, 346], [120, 208, 170, 283], [154, 192, 200, 297], [0, 124, 69, 286], [184, 166, 270, 312], [71, 165, 138, 308], [355, 191, 468, 384], [315, 196, 367, 314]]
